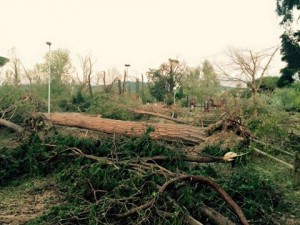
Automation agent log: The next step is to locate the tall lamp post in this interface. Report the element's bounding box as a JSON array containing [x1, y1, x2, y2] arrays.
[[46, 42, 52, 114]]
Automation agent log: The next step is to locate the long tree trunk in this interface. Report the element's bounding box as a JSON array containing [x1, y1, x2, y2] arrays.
[[44, 113, 207, 145]]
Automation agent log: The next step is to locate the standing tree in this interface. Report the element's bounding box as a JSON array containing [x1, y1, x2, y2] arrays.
[[147, 58, 186, 105], [42, 49, 73, 85], [201, 60, 221, 98], [33, 49, 73, 101], [217, 46, 279, 117], [181, 66, 201, 99], [276, 0, 300, 87], [77, 54, 94, 97], [3, 49, 22, 86]]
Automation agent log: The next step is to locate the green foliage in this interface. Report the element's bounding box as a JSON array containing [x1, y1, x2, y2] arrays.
[[86, 94, 139, 120], [273, 82, 300, 111], [247, 112, 289, 145], [0, 56, 9, 67], [0, 134, 45, 185], [256, 76, 279, 93], [276, 1, 300, 86], [148, 72, 168, 102], [202, 60, 220, 88], [0, 85, 43, 123], [45, 49, 73, 84], [147, 59, 186, 105], [219, 165, 284, 223]]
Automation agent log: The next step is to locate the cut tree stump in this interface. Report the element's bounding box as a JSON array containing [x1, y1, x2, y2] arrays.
[[43, 113, 207, 145]]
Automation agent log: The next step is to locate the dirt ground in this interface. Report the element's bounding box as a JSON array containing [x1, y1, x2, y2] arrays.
[[0, 177, 59, 225]]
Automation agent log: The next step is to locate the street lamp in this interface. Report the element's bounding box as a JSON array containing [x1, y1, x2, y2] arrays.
[[46, 42, 52, 114], [125, 64, 130, 79]]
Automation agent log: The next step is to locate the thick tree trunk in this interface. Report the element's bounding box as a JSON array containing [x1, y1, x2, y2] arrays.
[[44, 113, 206, 145]]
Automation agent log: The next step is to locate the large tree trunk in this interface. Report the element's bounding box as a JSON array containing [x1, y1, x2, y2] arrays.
[[44, 113, 206, 145]]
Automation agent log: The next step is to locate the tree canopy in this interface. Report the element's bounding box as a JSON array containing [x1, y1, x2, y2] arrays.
[[147, 59, 186, 104], [41, 49, 73, 85], [276, 0, 300, 87]]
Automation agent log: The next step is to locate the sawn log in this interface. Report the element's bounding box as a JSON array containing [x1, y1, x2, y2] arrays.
[[44, 113, 206, 145]]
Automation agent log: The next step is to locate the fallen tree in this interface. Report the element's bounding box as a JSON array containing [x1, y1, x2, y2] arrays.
[[43, 112, 207, 145]]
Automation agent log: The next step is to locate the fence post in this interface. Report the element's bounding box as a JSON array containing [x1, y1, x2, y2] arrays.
[[294, 152, 300, 187]]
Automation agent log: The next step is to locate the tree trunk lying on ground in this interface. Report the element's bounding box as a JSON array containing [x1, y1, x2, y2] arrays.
[[43, 112, 207, 145], [0, 119, 23, 133]]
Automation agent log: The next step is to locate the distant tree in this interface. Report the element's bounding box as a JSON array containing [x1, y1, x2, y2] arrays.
[[217, 46, 279, 117], [3, 49, 21, 86], [32, 49, 73, 101], [181, 66, 201, 97], [147, 69, 168, 102], [147, 58, 186, 104], [201, 60, 221, 97], [41, 49, 73, 85], [202, 60, 219, 87], [29, 64, 45, 84], [77, 54, 94, 97], [276, 0, 300, 87]]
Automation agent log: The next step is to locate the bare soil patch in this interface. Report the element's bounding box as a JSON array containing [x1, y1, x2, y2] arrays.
[[0, 177, 59, 225]]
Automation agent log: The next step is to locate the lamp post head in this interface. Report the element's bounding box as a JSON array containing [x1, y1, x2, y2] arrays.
[[125, 64, 130, 67], [46, 42, 52, 46]]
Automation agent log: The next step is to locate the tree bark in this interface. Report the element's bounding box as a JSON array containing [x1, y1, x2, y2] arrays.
[[0, 119, 23, 133], [43, 113, 206, 145], [199, 206, 236, 225]]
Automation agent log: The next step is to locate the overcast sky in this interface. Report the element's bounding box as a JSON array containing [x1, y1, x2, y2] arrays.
[[1, 0, 284, 78]]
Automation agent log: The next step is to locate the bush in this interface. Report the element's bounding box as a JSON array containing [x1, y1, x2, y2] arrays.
[[273, 83, 300, 112], [86, 94, 139, 120]]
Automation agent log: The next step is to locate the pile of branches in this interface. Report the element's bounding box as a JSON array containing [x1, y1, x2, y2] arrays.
[[22, 130, 248, 225]]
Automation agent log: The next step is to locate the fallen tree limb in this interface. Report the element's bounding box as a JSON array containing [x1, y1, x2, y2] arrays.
[[0, 118, 23, 134], [159, 175, 249, 225], [145, 155, 225, 163], [251, 139, 294, 157], [43, 112, 207, 145], [253, 148, 293, 169], [199, 205, 236, 225], [132, 109, 188, 124], [63, 147, 226, 165]]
